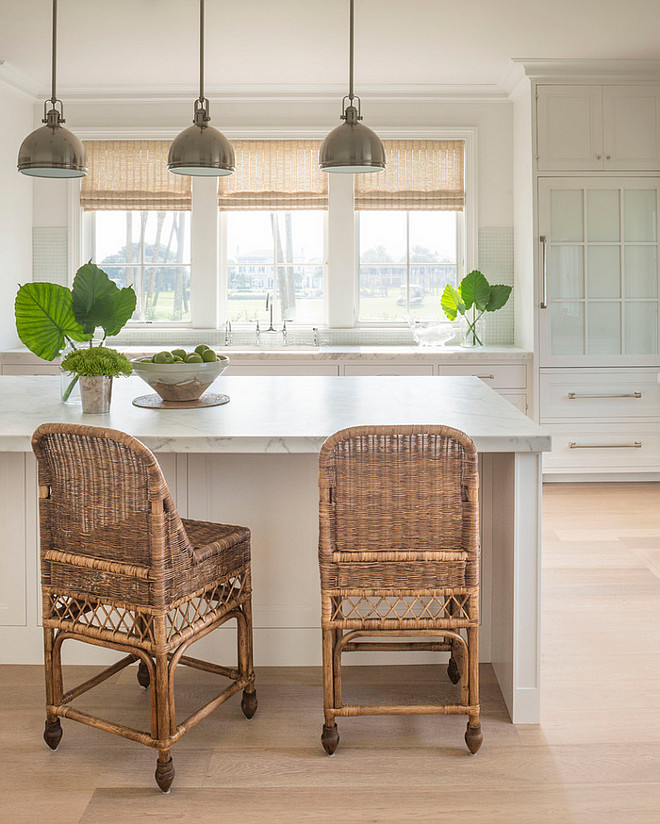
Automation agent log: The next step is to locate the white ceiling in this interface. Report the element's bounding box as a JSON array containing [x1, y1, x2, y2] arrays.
[[1, 0, 660, 96]]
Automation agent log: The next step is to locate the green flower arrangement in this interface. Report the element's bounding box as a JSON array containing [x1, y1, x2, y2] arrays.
[[60, 346, 132, 379]]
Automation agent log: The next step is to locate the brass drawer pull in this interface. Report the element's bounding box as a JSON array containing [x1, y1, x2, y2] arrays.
[[568, 442, 642, 449], [476, 375, 495, 380], [567, 392, 642, 400]]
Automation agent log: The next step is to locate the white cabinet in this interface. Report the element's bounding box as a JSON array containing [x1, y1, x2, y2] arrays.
[[538, 177, 660, 367], [539, 367, 660, 474], [537, 84, 660, 172]]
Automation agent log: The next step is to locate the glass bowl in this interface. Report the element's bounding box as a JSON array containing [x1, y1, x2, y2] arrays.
[[410, 320, 457, 347], [131, 356, 230, 402]]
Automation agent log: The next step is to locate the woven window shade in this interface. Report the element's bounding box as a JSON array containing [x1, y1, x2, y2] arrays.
[[218, 140, 327, 210], [80, 141, 192, 211], [355, 140, 464, 211]]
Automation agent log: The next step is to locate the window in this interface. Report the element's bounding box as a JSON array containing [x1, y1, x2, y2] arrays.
[[78, 137, 470, 331], [81, 140, 192, 323], [358, 210, 460, 321], [87, 211, 191, 322], [226, 211, 324, 324]]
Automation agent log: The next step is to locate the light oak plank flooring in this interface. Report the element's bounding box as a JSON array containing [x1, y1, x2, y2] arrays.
[[3, 482, 660, 823]]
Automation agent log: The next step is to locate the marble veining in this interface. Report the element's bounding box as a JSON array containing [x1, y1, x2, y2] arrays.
[[0, 375, 550, 454]]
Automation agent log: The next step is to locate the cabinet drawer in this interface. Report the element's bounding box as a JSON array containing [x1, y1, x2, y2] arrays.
[[225, 363, 339, 376], [342, 363, 434, 376], [542, 423, 660, 472], [540, 370, 660, 419], [439, 364, 527, 389]]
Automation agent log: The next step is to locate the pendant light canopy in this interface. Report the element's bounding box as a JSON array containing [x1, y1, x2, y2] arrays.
[[168, 0, 234, 176], [17, 0, 87, 178], [319, 0, 385, 174]]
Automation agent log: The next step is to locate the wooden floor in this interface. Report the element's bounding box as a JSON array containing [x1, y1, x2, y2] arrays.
[[3, 482, 660, 823]]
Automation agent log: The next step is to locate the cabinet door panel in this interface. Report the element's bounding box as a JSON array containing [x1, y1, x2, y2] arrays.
[[603, 86, 660, 171], [537, 86, 603, 171], [539, 178, 660, 366]]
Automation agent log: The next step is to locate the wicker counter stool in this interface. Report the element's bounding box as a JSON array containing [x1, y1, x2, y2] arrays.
[[32, 423, 257, 792], [318, 425, 482, 756]]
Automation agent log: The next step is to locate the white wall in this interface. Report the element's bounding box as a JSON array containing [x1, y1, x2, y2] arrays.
[[0, 84, 33, 349]]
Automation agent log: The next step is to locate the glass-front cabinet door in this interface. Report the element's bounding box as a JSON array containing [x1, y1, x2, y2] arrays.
[[538, 178, 660, 366]]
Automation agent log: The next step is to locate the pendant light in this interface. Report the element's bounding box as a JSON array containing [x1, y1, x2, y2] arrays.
[[168, 0, 234, 176], [319, 0, 385, 174], [17, 0, 87, 178]]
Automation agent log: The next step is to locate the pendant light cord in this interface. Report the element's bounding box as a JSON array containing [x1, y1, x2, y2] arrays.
[[199, 0, 205, 103], [348, 0, 354, 102], [51, 0, 57, 104]]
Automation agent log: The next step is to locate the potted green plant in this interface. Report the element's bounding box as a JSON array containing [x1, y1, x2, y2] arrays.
[[15, 262, 136, 410], [440, 270, 512, 347], [60, 346, 132, 413]]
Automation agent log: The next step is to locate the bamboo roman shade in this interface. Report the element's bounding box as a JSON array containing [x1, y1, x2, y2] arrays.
[[80, 141, 192, 211], [355, 140, 465, 211], [218, 140, 328, 210]]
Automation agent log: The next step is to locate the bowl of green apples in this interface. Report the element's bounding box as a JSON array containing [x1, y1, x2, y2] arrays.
[[131, 345, 230, 402]]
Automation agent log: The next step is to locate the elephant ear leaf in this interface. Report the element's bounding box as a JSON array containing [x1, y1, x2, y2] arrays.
[[72, 262, 136, 337], [441, 284, 465, 320], [459, 270, 491, 311], [15, 282, 91, 361], [486, 284, 512, 312], [94, 288, 137, 338]]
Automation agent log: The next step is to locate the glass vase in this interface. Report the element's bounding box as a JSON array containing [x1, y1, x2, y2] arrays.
[[459, 315, 485, 348], [59, 342, 80, 404]]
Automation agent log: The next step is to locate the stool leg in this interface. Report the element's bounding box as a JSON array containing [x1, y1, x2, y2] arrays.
[[464, 626, 483, 754], [137, 660, 150, 689], [321, 628, 339, 755], [239, 601, 257, 719], [43, 627, 63, 750], [154, 653, 175, 792]]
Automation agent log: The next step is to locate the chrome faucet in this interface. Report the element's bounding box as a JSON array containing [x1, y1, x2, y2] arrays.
[[258, 292, 288, 345], [224, 319, 232, 346], [265, 293, 276, 332]]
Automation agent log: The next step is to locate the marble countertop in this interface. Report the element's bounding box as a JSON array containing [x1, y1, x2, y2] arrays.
[[0, 374, 550, 454], [1, 344, 532, 362]]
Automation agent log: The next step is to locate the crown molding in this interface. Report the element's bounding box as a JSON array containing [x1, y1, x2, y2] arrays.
[[513, 58, 660, 82], [35, 82, 510, 104], [501, 62, 529, 100], [0, 61, 41, 100]]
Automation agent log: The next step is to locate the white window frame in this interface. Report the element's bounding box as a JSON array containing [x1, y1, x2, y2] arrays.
[[71, 127, 477, 332]]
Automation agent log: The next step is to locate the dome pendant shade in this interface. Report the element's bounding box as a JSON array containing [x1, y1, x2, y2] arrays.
[[168, 0, 234, 177], [319, 120, 385, 174], [18, 119, 87, 178], [320, 1, 385, 174], [17, 1, 87, 179], [168, 122, 235, 177]]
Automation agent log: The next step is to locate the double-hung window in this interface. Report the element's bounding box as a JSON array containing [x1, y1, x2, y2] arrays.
[[81, 141, 192, 323], [219, 140, 327, 326], [357, 140, 465, 322]]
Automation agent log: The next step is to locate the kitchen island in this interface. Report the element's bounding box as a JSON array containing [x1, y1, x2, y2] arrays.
[[0, 374, 550, 722]]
